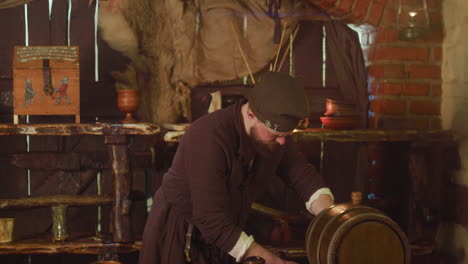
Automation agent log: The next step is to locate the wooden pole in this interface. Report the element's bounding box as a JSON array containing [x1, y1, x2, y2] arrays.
[[273, 22, 288, 71], [230, 22, 256, 85], [277, 25, 300, 72], [105, 135, 132, 243]]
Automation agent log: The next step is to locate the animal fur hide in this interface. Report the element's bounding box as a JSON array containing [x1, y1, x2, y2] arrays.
[[99, 0, 302, 124], [0, 0, 33, 9]]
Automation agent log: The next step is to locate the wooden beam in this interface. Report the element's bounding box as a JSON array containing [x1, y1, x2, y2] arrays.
[[163, 128, 459, 143], [9, 151, 153, 170], [0, 123, 160, 136], [0, 195, 113, 209]]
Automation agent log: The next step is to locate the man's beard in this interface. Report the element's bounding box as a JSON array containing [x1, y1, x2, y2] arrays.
[[250, 124, 282, 155]]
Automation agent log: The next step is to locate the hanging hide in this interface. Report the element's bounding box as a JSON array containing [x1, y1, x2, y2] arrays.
[[98, 0, 303, 124], [0, 0, 34, 9]]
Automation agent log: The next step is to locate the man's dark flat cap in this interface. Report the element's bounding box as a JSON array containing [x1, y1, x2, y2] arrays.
[[247, 72, 309, 132]]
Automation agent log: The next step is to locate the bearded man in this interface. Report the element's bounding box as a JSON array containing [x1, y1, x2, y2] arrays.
[[139, 72, 335, 264]]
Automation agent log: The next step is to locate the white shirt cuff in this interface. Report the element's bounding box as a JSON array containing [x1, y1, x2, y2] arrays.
[[305, 187, 334, 214], [228, 231, 255, 262]]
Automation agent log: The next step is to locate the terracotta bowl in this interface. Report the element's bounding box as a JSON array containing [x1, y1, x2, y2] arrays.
[[324, 98, 356, 116], [320, 116, 358, 129]]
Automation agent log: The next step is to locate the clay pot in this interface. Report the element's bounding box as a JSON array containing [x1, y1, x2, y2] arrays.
[[320, 116, 358, 129], [324, 98, 356, 117], [117, 89, 140, 123]]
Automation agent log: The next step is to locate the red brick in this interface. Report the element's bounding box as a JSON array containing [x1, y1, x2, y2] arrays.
[[369, 82, 378, 94], [407, 65, 441, 78], [432, 47, 442, 61], [365, 0, 386, 26], [402, 83, 429, 96], [347, 0, 373, 21], [380, 8, 398, 27], [429, 11, 442, 27], [370, 99, 406, 114], [400, 0, 420, 5], [368, 64, 405, 78], [372, 83, 403, 95], [409, 100, 440, 114], [430, 84, 442, 96], [371, 46, 429, 61], [427, 30, 444, 42], [316, 0, 339, 10], [329, 0, 355, 17], [375, 116, 431, 129], [364, 46, 376, 61], [368, 116, 378, 128], [373, 28, 399, 44], [371, 82, 429, 96]]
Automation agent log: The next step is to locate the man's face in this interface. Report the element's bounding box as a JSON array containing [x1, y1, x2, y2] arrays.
[[250, 121, 291, 154]]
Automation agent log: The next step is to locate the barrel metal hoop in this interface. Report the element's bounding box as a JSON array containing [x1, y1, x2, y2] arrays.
[[306, 204, 336, 263]]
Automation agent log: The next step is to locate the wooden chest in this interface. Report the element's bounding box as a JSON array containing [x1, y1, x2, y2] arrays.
[[13, 46, 80, 123]]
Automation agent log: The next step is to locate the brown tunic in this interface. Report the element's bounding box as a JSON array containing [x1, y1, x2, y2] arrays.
[[139, 101, 327, 264]]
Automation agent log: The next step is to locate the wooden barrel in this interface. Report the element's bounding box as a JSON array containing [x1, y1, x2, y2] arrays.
[[305, 203, 410, 264]]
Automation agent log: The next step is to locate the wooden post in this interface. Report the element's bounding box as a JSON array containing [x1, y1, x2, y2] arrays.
[[105, 135, 132, 243]]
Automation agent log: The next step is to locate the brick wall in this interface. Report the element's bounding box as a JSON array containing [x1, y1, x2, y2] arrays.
[[308, 0, 443, 129]]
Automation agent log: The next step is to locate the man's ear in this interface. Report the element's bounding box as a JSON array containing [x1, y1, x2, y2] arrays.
[[246, 108, 256, 121]]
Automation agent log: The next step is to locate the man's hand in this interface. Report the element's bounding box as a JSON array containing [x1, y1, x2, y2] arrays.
[[243, 242, 298, 264]]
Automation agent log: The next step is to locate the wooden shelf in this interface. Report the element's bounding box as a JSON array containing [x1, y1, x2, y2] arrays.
[[291, 129, 459, 142], [0, 236, 141, 255], [163, 128, 459, 143], [0, 123, 160, 136], [0, 195, 113, 209]]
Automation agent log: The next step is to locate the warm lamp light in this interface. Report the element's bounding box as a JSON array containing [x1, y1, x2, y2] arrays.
[[398, 0, 430, 40]]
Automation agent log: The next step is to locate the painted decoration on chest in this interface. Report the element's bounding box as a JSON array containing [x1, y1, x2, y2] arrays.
[[13, 46, 80, 123]]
